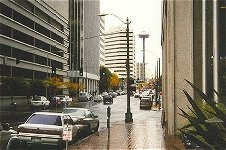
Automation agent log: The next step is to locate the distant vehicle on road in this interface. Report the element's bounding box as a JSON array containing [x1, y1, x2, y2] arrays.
[[56, 95, 72, 106], [140, 95, 153, 109], [103, 94, 113, 104], [62, 108, 99, 133], [93, 95, 103, 102], [101, 92, 108, 97], [17, 112, 79, 147], [30, 96, 50, 109], [109, 92, 117, 98], [134, 92, 141, 98], [79, 92, 93, 102]]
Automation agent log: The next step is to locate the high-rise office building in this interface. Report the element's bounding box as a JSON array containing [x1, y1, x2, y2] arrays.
[[99, 16, 105, 66], [105, 27, 136, 79], [136, 63, 145, 82], [0, 0, 70, 94], [69, 0, 100, 94]]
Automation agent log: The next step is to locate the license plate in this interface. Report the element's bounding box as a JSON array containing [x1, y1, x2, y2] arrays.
[[31, 137, 41, 143]]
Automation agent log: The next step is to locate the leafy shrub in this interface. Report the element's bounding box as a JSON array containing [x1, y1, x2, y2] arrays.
[[179, 80, 226, 150]]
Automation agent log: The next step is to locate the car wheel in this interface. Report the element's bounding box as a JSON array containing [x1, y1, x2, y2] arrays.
[[85, 123, 92, 134], [93, 122, 99, 132]]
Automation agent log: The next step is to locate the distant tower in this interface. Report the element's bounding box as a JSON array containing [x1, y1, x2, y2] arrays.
[[138, 32, 149, 82]]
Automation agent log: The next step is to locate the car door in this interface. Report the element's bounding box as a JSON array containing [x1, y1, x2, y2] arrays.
[[84, 111, 98, 129]]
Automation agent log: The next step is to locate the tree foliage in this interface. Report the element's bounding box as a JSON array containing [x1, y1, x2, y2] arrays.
[[110, 73, 119, 90], [64, 81, 79, 97], [1, 77, 26, 97], [43, 76, 63, 96], [99, 66, 111, 93]]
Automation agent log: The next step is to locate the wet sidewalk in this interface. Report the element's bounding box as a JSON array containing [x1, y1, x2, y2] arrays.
[[68, 109, 166, 150]]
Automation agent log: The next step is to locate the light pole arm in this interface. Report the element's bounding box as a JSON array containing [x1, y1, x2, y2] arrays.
[[98, 13, 131, 25]]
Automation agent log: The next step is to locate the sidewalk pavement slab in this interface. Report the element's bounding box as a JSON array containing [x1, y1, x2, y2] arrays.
[[68, 110, 166, 150]]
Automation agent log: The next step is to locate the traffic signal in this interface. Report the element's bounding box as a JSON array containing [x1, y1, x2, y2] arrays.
[[16, 55, 20, 64], [52, 67, 56, 74], [79, 67, 83, 76]]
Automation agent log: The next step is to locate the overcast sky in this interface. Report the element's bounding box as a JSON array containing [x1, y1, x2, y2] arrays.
[[100, 0, 162, 78]]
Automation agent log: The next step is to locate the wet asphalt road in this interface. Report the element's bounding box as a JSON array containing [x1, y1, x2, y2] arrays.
[[1, 94, 154, 149], [1, 94, 152, 133]]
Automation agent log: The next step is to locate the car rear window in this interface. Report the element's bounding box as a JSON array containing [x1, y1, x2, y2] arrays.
[[33, 97, 41, 101], [26, 114, 62, 126]]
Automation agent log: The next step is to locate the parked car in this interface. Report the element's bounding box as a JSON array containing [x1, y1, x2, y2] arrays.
[[109, 92, 117, 98], [17, 112, 79, 147], [79, 92, 93, 101], [30, 96, 50, 109], [103, 94, 113, 104], [62, 108, 99, 133], [0, 123, 17, 149], [93, 95, 103, 102], [56, 95, 72, 106], [140, 95, 153, 109], [134, 92, 141, 98], [101, 92, 108, 97]]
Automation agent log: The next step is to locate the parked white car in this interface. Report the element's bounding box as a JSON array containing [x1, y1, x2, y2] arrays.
[[30, 96, 50, 109], [62, 108, 99, 133], [56, 95, 72, 105], [17, 112, 79, 147]]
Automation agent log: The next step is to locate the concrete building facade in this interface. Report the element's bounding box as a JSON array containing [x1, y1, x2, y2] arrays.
[[99, 16, 105, 66], [69, 0, 100, 94], [0, 0, 70, 91], [105, 27, 136, 79], [136, 63, 145, 82], [161, 0, 226, 138]]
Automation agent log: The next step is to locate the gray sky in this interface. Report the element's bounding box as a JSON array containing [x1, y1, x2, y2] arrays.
[[100, 0, 162, 78]]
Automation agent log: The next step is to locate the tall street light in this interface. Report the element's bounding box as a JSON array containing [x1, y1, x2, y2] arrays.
[[84, 61, 88, 92], [98, 13, 133, 123]]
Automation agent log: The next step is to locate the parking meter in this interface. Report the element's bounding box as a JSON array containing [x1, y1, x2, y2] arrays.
[[107, 106, 111, 118], [107, 106, 111, 128]]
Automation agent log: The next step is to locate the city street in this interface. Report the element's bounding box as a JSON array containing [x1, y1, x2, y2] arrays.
[[89, 95, 157, 131], [1, 94, 161, 149]]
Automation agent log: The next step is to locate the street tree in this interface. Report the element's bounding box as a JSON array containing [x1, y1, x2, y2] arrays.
[[0, 77, 26, 102], [30, 79, 46, 96], [64, 81, 79, 97], [110, 73, 120, 90], [100, 66, 111, 93], [43, 76, 63, 97]]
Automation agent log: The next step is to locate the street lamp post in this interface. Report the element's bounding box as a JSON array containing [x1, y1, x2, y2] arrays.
[[84, 61, 88, 92], [98, 14, 133, 123]]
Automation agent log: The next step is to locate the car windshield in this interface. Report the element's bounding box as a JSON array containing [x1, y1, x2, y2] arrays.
[[26, 114, 62, 126], [33, 97, 41, 101], [63, 109, 85, 117]]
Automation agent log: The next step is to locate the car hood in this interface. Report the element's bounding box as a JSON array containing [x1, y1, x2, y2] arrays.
[[69, 116, 85, 121]]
